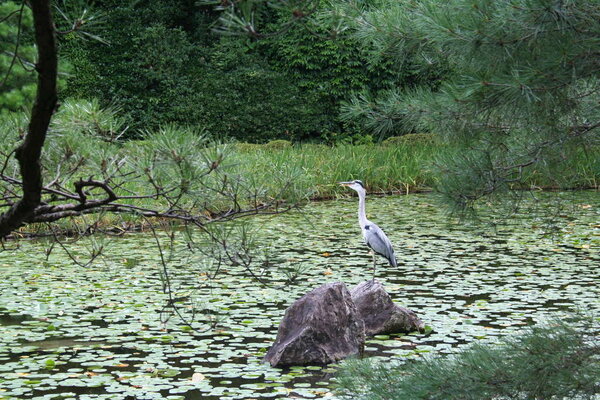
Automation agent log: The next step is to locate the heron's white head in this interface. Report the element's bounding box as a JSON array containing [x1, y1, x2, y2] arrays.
[[339, 180, 366, 193]]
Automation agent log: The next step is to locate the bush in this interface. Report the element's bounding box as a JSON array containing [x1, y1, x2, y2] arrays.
[[257, 9, 432, 142], [61, 8, 330, 142], [189, 39, 330, 142], [235, 143, 263, 153], [58, 1, 444, 142], [61, 18, 199, 135]]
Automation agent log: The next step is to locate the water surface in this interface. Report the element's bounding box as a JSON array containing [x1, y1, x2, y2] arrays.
[[0, 192, 598, 399]]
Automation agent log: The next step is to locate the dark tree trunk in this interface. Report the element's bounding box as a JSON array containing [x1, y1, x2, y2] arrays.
[[0, 0, 57, 238]]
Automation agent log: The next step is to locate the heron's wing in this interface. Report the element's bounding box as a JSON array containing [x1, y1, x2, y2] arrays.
[[364, 223, 397, 268]]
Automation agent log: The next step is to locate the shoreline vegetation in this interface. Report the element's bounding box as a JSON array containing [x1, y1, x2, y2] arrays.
[[235, 136, 600, 197], [1, 132, 598, 238], [1, 103, 598, 237]]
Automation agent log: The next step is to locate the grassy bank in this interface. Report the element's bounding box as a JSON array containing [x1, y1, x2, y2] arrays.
[[1, 102, 599, 233], [232, 138, 600, 198], [233, 140, 440, 198]]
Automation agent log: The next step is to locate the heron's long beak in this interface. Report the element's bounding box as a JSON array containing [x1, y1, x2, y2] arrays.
[[338, 181, 352, 186]]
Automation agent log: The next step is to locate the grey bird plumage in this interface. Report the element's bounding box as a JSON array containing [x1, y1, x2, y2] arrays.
[[363, 223, 397, 268], [339, 180, 397, 278]]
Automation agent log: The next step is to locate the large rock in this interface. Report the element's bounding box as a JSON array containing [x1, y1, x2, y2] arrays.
[[264, 282, 365, 367], [350, 280, 424, 336]]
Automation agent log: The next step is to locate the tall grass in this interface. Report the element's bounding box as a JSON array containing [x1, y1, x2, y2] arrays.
[[232, 142, 440, 198], [1, 101, 598, 232], [231, 141, 600, 198]]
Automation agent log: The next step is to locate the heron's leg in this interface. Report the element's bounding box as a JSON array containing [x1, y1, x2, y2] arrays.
[[371, 252, 377, 280]]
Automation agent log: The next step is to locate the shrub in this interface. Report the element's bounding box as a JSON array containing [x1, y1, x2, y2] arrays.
[[61, 20, 199, 135], [189, 39, 330, 142], [235, 143, 263, 153], [62, 14, 330, 142], [58, 1, 443, 142]]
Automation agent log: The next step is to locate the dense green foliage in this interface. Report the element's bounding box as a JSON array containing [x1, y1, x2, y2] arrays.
[[0, 1, 75, 114], [59, 0, 330, 141], [4, 0, 599, 218], [59, 0, 206, 135], [257, 6, 443, 141], [58, 0, 440, 141], [0, 1, 36, 114], [340, 0, 600, 211], [336, 319, 600, 400], [190, 38, 330, 142]]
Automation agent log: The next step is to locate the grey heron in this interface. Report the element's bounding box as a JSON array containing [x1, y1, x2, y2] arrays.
[[339, 180, 397, 279]]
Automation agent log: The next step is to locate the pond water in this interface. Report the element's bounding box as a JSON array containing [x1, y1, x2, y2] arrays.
[[0, 192, 598, 399]]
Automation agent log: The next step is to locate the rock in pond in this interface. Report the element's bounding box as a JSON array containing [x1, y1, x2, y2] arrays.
[[264, 282, 365, 367], [351, 280, 425, 336]]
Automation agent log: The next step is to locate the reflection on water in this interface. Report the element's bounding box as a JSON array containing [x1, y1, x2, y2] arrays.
[[0, 192, 598, 399]]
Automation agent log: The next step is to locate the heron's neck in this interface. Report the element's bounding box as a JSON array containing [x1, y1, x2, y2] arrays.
[[357, 190, 368, 228]]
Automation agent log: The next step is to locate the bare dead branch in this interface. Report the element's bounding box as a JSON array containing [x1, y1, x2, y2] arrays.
[[74, 178, 117, 204]]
